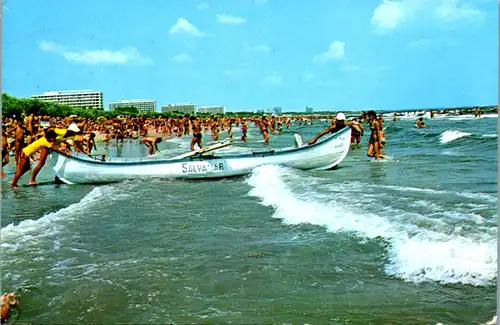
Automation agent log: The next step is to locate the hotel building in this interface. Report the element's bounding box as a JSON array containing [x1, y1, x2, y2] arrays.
[[197, 106, 225, 114], [31, 90, 104, 110], [109, 99, 156, 113], [161, 104, 196, 114]]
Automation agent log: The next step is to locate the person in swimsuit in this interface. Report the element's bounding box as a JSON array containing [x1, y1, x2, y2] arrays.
[[240, 121, 248, 142], [366, 110, 386, 160], [72, 131, 87, 153], [308, 112, 350, 145], [190, 116, 203, 151], [143, 136, 162, 155], [85, 133, 97, 154], [277, 121, 283, 134], [1, 292, 18, 324], [349, 118, 363, 144], [378, 116, 386, 150], [415, 117, 425, 128], [28, 121, 54, 184], [227, 119, 233, 139], [2, 131, 10, 178], [13, 119, 26, 166], [211, 117, 220, 141], [183, 115, 191, 136], [259, 117, 274, 143], [10, 130, 70, 189]]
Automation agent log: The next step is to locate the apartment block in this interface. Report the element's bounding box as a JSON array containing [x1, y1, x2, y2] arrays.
[[31, 90, 104, 110], [109, 99, 156, 113]]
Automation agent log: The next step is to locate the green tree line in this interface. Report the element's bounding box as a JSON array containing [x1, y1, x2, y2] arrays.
[[1, 93, 286, 119], [1, 93, 187, 119]]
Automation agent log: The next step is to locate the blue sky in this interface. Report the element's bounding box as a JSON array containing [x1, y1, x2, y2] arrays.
[[2, 0, 498, 112]]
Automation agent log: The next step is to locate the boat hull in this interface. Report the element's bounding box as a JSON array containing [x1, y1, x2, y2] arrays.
[[50, 127, 352, 184]]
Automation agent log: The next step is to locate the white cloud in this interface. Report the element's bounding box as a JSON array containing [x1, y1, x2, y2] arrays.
[[39, 41, 152, 65], [224, 63, 253, 78], [197, 2, 209, 10], [169, 17, 205, 37], [341, 65, 360, 71], [302, 70, 315, 82], [216, 14, 247, 25], [435, 0, 483, 21], [172, 53, 193, 63], [39, 40, 64, 52], [251, 44, 271, 52], [371, 0, 485, 33], [407, 37, 461, 49], [313, 41, 345, 63], [371, 0, 405, 32], [260, 72, 283, 86]]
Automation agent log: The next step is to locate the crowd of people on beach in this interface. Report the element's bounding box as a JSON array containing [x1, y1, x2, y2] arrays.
[[4, 105, 489, 190], [1, 109, 392, 189]]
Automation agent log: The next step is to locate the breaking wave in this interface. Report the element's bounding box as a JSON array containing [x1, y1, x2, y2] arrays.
[[247, 165, 497, 286]]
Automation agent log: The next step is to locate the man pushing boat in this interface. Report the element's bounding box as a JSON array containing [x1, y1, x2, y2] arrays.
[[307, 113, 350, 145], [29, 122, 81, 185], [10, 129, 70, 189]]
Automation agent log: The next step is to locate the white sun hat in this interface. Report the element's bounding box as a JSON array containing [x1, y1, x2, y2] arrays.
[[67, 123, 81, 132], [336, 112, 346, 120]]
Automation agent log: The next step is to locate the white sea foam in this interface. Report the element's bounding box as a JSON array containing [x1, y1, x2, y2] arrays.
[[1, 186, 108, 247], [320, 181, 497, 205], [247, 165, 497, 286], [439, 130, 472, 144]]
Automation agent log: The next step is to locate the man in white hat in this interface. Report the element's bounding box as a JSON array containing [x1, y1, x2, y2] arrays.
[[307, 112, 352, 145], [53, 123, 81, 147]]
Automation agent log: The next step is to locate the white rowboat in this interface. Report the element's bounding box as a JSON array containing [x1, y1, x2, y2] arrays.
[[50, 127, 352, 184]]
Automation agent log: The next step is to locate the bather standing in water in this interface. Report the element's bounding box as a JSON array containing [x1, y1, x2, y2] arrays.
[[259, 116, 275, 143], [415, 117, 425, 128], [2, 131, 10, 178], [190, 116, 203, 151], [366, 110, 386, 160], [13, 118, 26, 167], [240, 121, 248, 142], [349, 118, 363, 144]]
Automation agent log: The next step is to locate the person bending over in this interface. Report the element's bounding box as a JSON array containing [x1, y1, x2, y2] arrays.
[[143, 136, 162, 155], [10, 130, 70, 189]]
